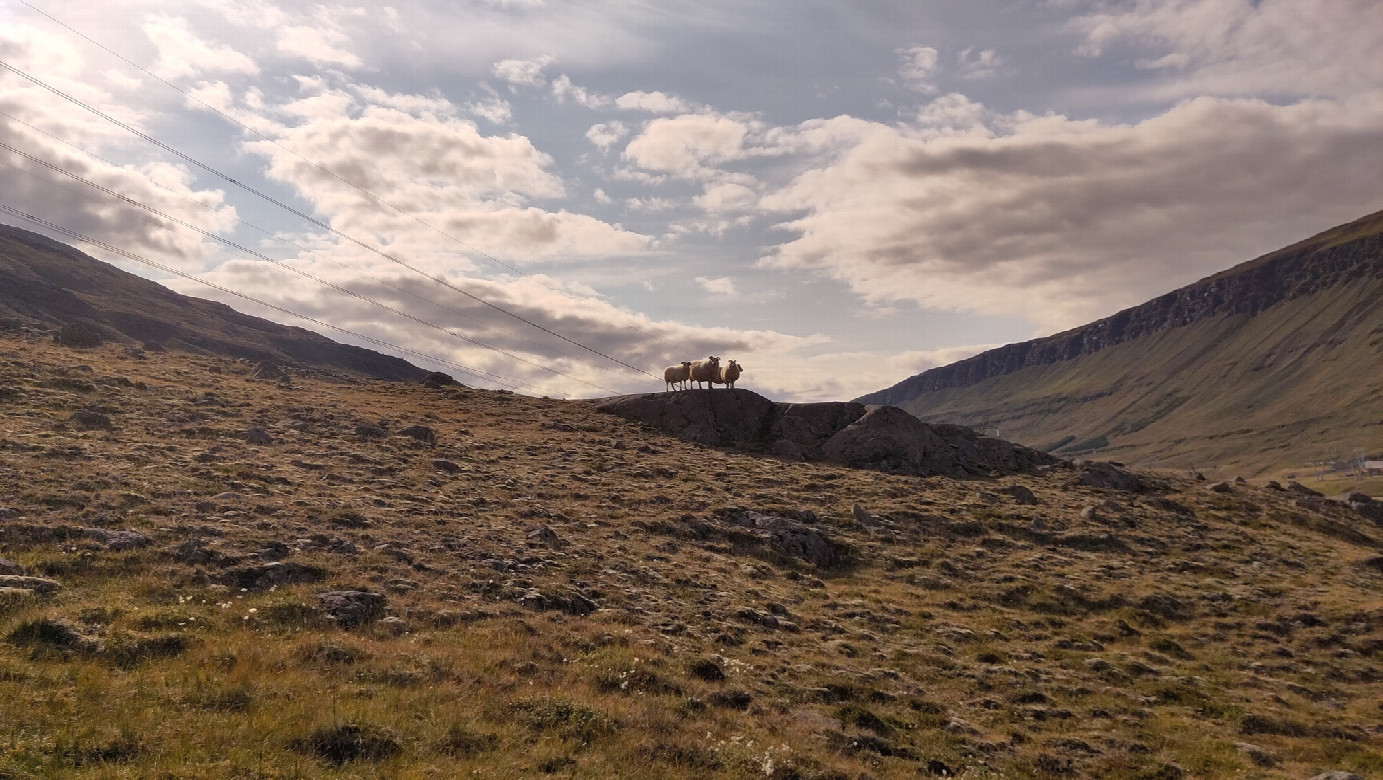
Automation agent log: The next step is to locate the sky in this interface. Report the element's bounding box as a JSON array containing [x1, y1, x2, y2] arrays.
[[0, 0, 1380, 401]]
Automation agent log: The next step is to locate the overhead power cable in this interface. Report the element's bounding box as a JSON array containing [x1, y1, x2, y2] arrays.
[[0, 57, 660, 380], [0, 140, 619, 395], [0, 107, 622, 377], [17, 0, 680, 356], [0, 203, 535, 392]]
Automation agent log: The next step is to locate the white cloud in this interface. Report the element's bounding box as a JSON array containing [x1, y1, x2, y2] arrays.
[[467, 97, 513, 124], [1068, 0, 1383, 100], [143, 14, 259, 80], [623, 114, 750, 178], [615, 90, 694, 114], [276, 25, 362, 69], [694, 182, 757, 214], [760, 93, 1383, 333], [551, 75, 611, 108], [958, 47, 1003, 80], [898, 45, 939, 93], [492, 56, 554, 89], [695, 276, 736, 295], [585, 121, 629, 151]]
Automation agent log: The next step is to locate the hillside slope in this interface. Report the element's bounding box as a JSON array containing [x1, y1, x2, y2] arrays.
[[0, 223, 428, 382], [858, 209, 1383, 477], [2, 329, 1382, 778]]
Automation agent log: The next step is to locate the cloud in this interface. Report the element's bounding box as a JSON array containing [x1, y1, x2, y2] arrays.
[[492, 56, 554, 89], [551, 75, 611, 108], [1068, 0, 1383, 100], [623, 114, 750, 178], [276, 25, 362, 69], [958, 47, 1003, 80], [759, 93, 1383, 333], [142, 14, 259, 80], [466, 97, 513, 124], [694, 182, 757, 214], [898, 45, 940, 93], [585, 121, 629, 151], [695, 276, 736, 295], [615, 90, 694, 114]]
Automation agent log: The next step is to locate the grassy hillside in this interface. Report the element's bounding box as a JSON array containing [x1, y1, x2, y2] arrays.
[[3, 326, 1383, 778], [901, 275, 1383, 482]]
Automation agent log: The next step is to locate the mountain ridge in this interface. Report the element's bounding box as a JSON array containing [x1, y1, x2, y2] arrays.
[[0, 222, 430, 382], [857, 209, 1383, 406]]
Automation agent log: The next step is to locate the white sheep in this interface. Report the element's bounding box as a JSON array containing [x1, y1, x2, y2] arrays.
[[663, 361, 692, 391], [688, 355, 721, 389], [712, 359, 742, 389]]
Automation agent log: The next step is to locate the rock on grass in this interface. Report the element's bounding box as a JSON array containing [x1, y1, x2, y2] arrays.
[[290, 723, 401, 765]]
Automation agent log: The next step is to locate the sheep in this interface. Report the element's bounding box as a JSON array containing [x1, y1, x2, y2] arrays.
[[688, 355, 721, 389], [663, 361, 692, 391], [712, 359, 742, 389]]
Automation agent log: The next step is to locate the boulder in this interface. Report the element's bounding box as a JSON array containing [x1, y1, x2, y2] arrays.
[[54, 321, 105, 348], [221, 561, 325, 591], [1076, 461, 1149, 493], [396, 425, 437, 445], [318, 590, 387, 628], [767, 402, 867, 459], [69, 409, 112, 429], [81, 527, 151, 551], [0, 575, 61, 595], [821, 406, 962, 477], [722, 509, 846, 569]]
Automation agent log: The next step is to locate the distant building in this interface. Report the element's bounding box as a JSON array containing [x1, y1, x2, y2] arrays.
[[1365, 460, 1383, 475]]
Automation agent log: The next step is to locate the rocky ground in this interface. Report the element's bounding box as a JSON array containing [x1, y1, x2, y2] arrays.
[[1, 329, 1381, 778]]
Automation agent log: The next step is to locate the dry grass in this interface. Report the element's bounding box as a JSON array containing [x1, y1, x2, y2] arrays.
[[0, 330, 1381, 778]]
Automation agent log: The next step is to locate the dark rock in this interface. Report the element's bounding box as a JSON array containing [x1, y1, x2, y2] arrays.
[[1138, 593, 1192, 621], [707, 689, 752, 710], [70, 409, 112, 429], [355, 424, 388, 440], [1208, 481, 1234, 493], [998, 485, 1038, 505], [170, 539, 221, 566], [769, 401, 867, 459], [1234, 742, 1277, 767], [6, 616, 99, 653], [421, 372, 459, 388], [81, 527, 151, 551], [291, 723, 401, 765], [1077, 461, 1149, 492], [1287, 481, 1323, 497], [0, 575, 61, 595], [593, 390, 1053, 478], [244, 426, 274, 445], [518, 589, 596, 616], [0, 557, 20, 575], [319, 591, 388, 628], [1306, 772, 1365, 780], [432, 459, 462, 474], [769, 438, 805, 461], [396, 425, 436, 445], [688, 657, 725, 682], [221, 561, 326, 591], [526, 525, 562, 547], [721, 509, 847, 569], [249, 362, 291, 381], [55, 321, 105, 348]]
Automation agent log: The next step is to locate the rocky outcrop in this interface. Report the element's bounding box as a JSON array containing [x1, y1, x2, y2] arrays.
[[858, 211, 1383, 405], [592, 389, 1056, 478]]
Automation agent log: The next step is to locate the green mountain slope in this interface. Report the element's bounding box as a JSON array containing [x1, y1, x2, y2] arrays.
[[859, 209, 1383, 478]]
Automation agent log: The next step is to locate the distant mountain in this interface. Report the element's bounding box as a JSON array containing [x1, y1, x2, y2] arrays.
[[857, 209, 1383, 476], [0, 223, 429, 382]]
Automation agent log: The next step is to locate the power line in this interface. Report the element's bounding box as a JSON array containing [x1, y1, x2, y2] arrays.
[[0, 107, 626, 378], [17, 0, 683, 356], [0, 139, 620, 395], [0, 202, 540, 392], [0, 57, 660, 380]]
